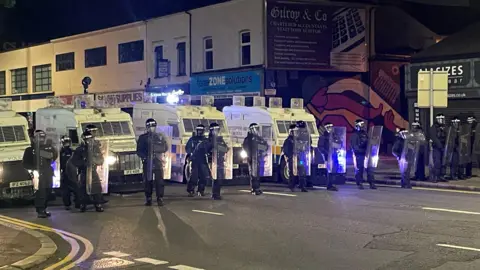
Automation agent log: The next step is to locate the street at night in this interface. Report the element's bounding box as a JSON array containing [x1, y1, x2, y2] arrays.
[[2, 183, 480, 269]]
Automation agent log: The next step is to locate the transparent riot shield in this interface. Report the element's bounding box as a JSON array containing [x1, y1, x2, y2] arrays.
[[46, 134, 61, 189], [155, 126, 173, 180], [292, 127, 312, 177], [33, 133, 59, 191], [248, 126, 273, 178], [399, 132, 424, 177], [364, 126, 383, 168], [442, 126, 456, 166], [328, 127, 347, 174], [33, 134, 41, 191], [86, 139, 109, 195], [474, 124, 480, 155], [459, 124, 472, 165], [212, 136, 233, 180]]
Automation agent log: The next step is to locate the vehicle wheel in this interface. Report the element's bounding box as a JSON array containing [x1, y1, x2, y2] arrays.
[[279, 158, 289, 184]]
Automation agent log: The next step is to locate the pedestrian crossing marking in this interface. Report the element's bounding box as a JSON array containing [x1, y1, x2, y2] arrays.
[[422, 207, 480, 215], [103, 251, 131, 257], [437, 243, 480, 252], [135, 257, 169, 265], [169, 265, 205, 270], [239, 190, 297, 197]]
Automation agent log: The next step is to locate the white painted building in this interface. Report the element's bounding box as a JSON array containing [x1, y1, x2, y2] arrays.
[[146, 13, 190, 94]]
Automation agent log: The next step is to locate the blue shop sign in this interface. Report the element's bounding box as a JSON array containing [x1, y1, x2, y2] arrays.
[[190, 69, 263, 95]]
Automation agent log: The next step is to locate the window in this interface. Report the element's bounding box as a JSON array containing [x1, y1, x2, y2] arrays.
[[11, 68, 27, 94], [118, 40, 144, 63], [154, 45, 166, 78], [33, 64, 52, 92], [276, 120, 317, 134], [0, 126, 26, 143], [0, 71, 5, 95], [177, 42, 186, 76], [68, 128, 79, 144], [85, 46, 107, 68], [182, 119, 226, 134], [56, 52, 75, 71], [81, 121, 132, 136], [240, 31, 251, 66], [167, 123, 180, 138], [204, 38, 213, 70]]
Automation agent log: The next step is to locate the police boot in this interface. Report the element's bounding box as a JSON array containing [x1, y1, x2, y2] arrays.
[[145, 197, 152, 206], [157, 198, 164, 206], [356, 181, 364, 190], [197, 185, 206, 197], [95, 204, 104, 212], [252, 189, 263, 195], [36, 208, 51, 218], [369, 182, 377, 190], [80, 204, 87, 212], [187, 190, 195, 197], [327, 185, 338, 191]]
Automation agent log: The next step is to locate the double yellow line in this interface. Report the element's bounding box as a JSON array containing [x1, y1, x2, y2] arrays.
[[0, 214, 94, 270]]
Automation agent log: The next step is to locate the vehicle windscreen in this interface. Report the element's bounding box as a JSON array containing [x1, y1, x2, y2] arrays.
[[276, 120, 317, 134], [0, 125, 27, 143], [183, 119, 227, 134], [81, 121, 132, 137]]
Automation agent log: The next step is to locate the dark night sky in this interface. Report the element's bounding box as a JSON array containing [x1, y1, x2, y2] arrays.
[[1, 0, 479, 45]]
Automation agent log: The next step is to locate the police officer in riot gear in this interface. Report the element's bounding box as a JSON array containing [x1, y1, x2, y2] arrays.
[[22, 130, 58, 218], [85, 124, 98, 136], [242, 123, 268, 195], [318, 123, 339, 191], [448, 116, 465, 180], [283, 122, 309, 192], [188, 125, 214, 198], [186, 125, 207, 195], [429, 113, 447, 182], [70, 131, 105, 212], [466, 116, 477, 178], [60, 136, 79, 210], [350, 119, 377, 190], [411, 122, 427, 181], [137, 118, 169, 206], [209, 123, 228, 200], [392, 128, 413, 188]]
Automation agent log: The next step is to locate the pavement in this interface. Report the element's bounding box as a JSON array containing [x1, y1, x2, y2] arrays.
[[345, 156, 480, 191], [0, 218, 57, 269], [2, 184, 480, 269]]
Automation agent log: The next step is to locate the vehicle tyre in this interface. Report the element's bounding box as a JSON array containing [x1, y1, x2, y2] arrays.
[[183, 157, 191, 184], [279, 157, 289, 184]]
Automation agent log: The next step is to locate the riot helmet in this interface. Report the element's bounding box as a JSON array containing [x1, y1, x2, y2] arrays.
[[411, 121, 421, 131], [296, 121, 307, 129], [435, 113, 445, 125], [34, 130, 47, 145], [61, 135, 71, 147], [451, 116, 460, 128], [195, 124, 205, 137], [82, 130, 94, 144], [85, 124, 98, 137], [145, 118, 157, 133], [288, 124, 297, 136], [398, 128, 408, 139], [467, 116, 476, 124], [324, 122, 333, 133], [209, 122, 220, 137], [355, 119, 365, 131], [249, 123, 260, 135]]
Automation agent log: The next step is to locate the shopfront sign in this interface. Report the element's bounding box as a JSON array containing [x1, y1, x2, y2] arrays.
[[409, 61, 472, 89], [190, 69, 263, 95], [95, 91, 144, 108]]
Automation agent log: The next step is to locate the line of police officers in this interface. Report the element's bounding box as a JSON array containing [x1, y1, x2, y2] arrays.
[[23, 116, 386, 218], [392, 114, 479, 189]]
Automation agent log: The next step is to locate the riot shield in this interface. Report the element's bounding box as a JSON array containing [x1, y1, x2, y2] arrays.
[[399, 132, 425, 177], [474, 124, 480, 155], [442, 126, 456, 166], [211, 136, 233, 180], [46, 134, 61, 189], [459, 124, 471, 165], [33, 133, 58, 191], [155, 126, 173, 180], [364, 126, 383, 168], [327, 127, 347, 174], [249, 127, 273, 178], [86, 139, 109, 195], [292, 127, 312, 177], [33, 134, 41, 191]]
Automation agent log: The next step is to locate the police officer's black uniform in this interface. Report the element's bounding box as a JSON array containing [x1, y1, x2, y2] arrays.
[[448, 117, 465, 180], [242, 123, 268, 195], [22, 130, 58, 218], [317, 123, 339, 191], [136, 118, 168, 206], [282, 123, 309, 192], [392, 128, 412, 188], [411, 122, 427, 181], [60, 136, 80, 210], [349, 119, 377, 190], [70, 131, 104, 212], [429, 114, 447, 182], [466, 116, 477, 178], [186, 125, 207, 196]]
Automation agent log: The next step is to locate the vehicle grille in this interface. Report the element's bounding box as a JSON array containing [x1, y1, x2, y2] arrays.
[[111, 152, 142, 171]]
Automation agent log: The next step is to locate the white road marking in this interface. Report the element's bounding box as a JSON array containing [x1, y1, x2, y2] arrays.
[[103, 251, 131, 257], [169, 265, 205, 270], [414, 187, 480, 195], [153, 207, 170, 248], [437, 244, 480, 252], [239, 190, 297, 197], [192, 209, 224, 216], [135, 257, 169, 265], [422, 207, 480, 215]]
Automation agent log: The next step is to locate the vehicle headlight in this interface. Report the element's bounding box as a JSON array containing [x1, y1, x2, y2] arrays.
[[240, 150, 248, 159], [106, 154, 117, 165]]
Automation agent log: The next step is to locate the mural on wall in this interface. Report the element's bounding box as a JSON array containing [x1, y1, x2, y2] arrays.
[[267, 68, 408, 152]]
